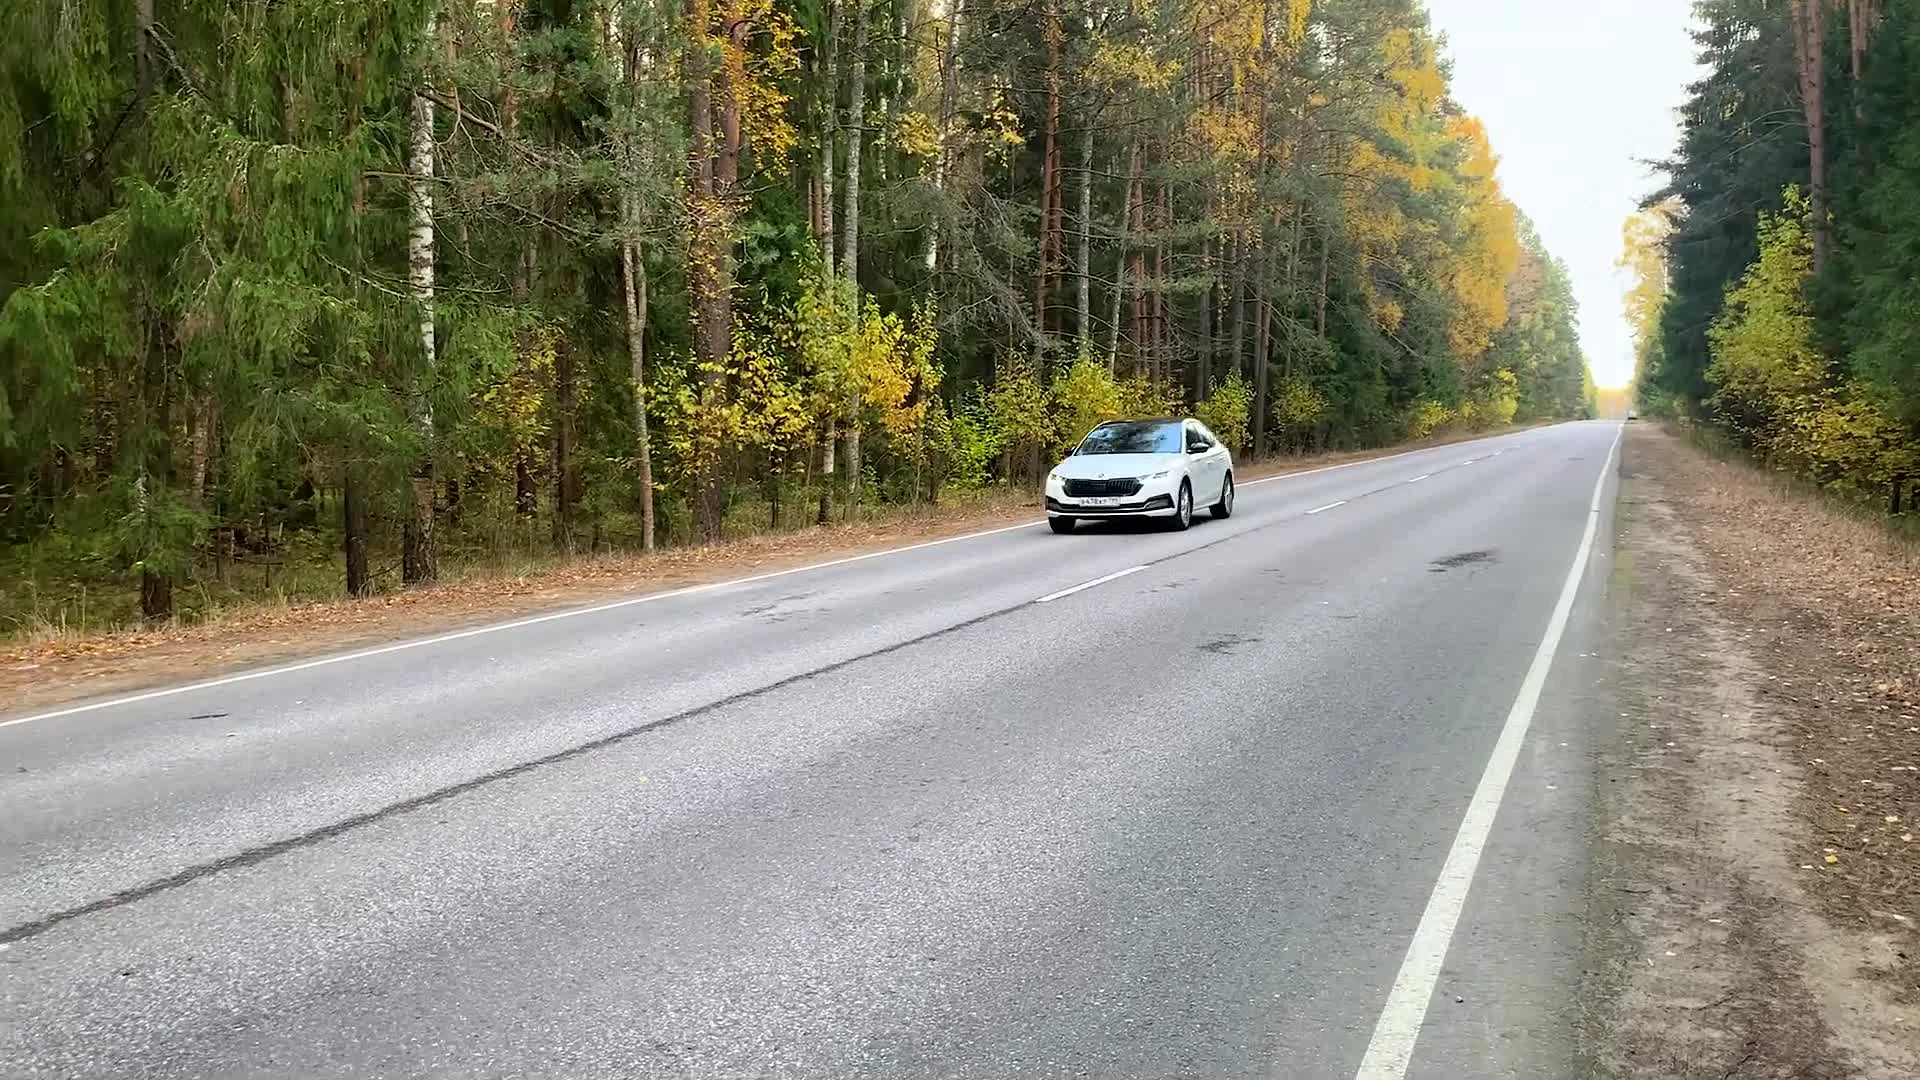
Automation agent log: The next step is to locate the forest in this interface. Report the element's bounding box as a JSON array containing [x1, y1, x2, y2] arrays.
[[1631, 0, 1920, 506], [0, 0, 1591, 630]]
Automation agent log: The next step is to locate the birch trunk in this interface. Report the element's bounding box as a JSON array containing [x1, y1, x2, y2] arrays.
[[928, 0, 962, 271], [842, 2, 868, 508], [621, 207, 656, 551], [616, 15, 657, 551], [403, 11, 439, 584]]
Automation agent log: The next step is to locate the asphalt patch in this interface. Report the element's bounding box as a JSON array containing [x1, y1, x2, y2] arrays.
[[1429, 550, 1496, 573]]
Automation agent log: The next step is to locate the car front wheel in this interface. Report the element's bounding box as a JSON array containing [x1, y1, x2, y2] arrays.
[[1167, 481, 1193, 531]]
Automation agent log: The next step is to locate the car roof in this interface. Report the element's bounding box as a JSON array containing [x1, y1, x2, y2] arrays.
[[1093, 416, 1188, 426]]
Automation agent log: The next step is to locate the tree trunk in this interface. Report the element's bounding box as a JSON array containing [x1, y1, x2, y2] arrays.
[[1228, 232, 1248, 378], [344, 467, 371, 597], [403, 13, 439, 585], [817, 420, 835, 524], [684, 0, 732, 542], [845, 410, 862, 509], [1107, 141, 1138, 369], [929, 0, 962, 271], [135, 0, 154, 98], [1075, 122, 1095, 346], [819, 0, 838, 277], [136, 310, 176, 623], [841, 1, 867, 287], [1126, 149, 1146, 371], [621, 208, 657, 551], [140, 569, 172, 622], [514, 453, 536, 516], [1036, 0, 1064, 338], [552, 339, 577, 553], [1316, 233, 1329, 337], [768, 454, 784, 528], [1196, 231, 1213, 399], [1253, 233, 1275, 457], [1153, 182, 1169, 383], [1792, 0, 1829, 273], [839, 5, 868, 510], [1849, 0, 1879, 81], [616, 14, 657, 552], [188, 396, 213, 505]]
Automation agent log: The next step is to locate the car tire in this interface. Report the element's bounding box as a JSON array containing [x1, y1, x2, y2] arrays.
[[1212, 473, 1235, 519], [1167, 481, 1193, 531], [1048, 516, 1076, 534]]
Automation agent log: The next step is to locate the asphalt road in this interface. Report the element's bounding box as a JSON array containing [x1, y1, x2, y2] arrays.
[[1, 421, 1624, 1079]]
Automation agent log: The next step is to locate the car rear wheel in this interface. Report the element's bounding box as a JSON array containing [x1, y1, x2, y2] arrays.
[[1048, 516, 1076, 534], [1212, 473, 1235, 519], [1167, 481, 1193, 531]]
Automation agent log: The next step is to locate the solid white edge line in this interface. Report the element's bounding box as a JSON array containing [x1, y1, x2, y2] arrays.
[[3, 425, 1548, 730], [1306, 500, 1348, 515], [1406, 474, 1431, 484], [1034, 565, 1148, 604], [1352, 421, 1623, 1080]]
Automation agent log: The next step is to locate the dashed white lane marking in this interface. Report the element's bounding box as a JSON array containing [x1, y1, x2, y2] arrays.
[[1306, 500, 1349, 515], [1033, 565, 1149, 604], [1407, 474, 1431, 484]]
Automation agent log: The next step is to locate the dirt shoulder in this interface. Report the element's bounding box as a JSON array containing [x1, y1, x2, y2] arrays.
[[1582, 424, 1920, 1078], [1, 429, 1525, 717]]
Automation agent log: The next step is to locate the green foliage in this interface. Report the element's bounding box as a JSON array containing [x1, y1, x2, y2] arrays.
[[925, 391, 1000, 493], [1706, 192, 1918, 492], [1407, 399, 1455, 440], [1270, 376, 1329, 451], [986, 354, 1054, 463], [1195, 371, 1253, 452], [1707, 193, 1825, 445], [1049, 354, 1124, 454]]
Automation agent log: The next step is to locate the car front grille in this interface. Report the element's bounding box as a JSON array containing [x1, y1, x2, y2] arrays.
[[1063, 477, 1143, 497]]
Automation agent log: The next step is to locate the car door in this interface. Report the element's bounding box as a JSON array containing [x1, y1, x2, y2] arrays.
[[1185, 422, 1224, 503], [1198, 421, 1231, 489], [1198, 422, 1228, 503]]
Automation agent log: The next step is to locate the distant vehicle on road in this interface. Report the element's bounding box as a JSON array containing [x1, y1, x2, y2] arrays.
[[1044, 418, 1234, 533]]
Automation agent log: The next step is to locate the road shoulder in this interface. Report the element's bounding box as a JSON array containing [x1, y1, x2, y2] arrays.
[[1579, 425, 1920, 1078]]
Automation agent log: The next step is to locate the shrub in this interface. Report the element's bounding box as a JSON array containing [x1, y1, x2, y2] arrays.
[[1195, 370, 1253, 452]]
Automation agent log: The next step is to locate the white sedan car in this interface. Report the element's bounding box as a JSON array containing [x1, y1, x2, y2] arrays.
[[1044, 418, 1235, 533]]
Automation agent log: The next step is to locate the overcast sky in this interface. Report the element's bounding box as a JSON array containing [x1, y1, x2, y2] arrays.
[[1422, 0, 1700, 388]]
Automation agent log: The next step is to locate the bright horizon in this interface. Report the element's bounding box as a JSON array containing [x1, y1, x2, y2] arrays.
[[1423, 0, 1700, 390]]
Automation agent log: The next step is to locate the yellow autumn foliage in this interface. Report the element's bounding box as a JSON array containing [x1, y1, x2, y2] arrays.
[[1708, 189, 1918, 491]]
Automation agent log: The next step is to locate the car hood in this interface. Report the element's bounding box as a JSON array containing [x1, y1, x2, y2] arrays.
[[1051, 453, 1182, 481]]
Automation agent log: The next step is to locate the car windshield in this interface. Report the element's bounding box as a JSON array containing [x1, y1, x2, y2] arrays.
[[1075, 421, 1182, 455]]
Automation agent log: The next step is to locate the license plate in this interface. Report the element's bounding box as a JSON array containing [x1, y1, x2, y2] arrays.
[[1078, 497, 1122, 508]]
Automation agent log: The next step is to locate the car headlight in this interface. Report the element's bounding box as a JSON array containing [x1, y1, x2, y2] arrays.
[[1143, 469, 1171, 480]]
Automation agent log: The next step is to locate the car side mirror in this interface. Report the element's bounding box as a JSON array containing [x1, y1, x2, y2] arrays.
[[1187, 441, 1209, 454]]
